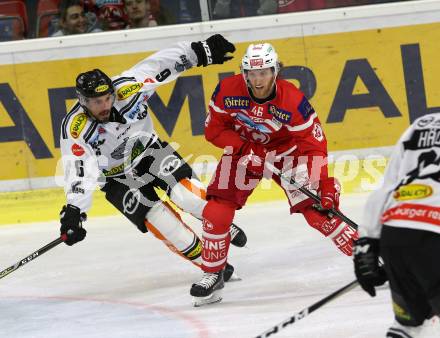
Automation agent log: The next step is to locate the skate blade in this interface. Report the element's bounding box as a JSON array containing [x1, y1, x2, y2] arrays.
[[226, 272, 242, 282], [192, 290, 223, 307]]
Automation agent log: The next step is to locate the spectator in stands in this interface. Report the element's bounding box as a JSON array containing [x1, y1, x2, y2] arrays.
[[124, 0, 158, 28], [211, 0, 277, 19], [52, 0, 101, 36], [86, 0, 127, 31], [277, 0, 326, 13], [159, 0, 201, 24]]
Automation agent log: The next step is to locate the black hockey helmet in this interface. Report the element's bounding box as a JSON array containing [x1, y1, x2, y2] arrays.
[[75, 69, 114, 103]]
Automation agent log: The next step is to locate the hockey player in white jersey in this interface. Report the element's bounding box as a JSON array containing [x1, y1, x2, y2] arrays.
[[59, 34, 246, 280], [353, 113, 440, 337]]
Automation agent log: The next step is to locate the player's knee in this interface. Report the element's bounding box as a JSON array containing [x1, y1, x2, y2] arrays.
[[145, 201, 202, 263], [145, 201, 195, 245], [169, 178, 207, 218], [392, 302, 425, 328], [202, 197, 237, 233]]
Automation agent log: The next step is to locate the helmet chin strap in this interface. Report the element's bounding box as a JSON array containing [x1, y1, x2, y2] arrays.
[[79, 104, 95, 120]]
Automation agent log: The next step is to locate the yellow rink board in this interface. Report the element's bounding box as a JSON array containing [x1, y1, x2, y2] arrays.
[[1, 22, 439, 182], [0, 159, 386, 225]]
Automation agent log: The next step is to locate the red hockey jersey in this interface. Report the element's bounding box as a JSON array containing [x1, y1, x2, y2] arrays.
[[205, 74, 328, 178]]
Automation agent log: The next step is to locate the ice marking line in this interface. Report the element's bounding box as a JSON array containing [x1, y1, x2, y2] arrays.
[[1, 294, 210, 338]]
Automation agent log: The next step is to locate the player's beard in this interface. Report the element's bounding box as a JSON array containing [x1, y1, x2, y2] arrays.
[[97, 109, 111, 122], [246, 72, 276, 100], [250, 81, 275, 100]]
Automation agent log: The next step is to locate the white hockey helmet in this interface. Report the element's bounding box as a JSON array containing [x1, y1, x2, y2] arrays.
[[241, 43, 280, 74]]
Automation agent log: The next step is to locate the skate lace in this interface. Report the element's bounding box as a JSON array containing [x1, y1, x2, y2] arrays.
[[197, 273, 219, 288], [230, 225, 239, 240]]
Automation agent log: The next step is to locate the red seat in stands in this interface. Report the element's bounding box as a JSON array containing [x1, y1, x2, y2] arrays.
[[36, 0, 60, 37], [0, 0, 27, 40]]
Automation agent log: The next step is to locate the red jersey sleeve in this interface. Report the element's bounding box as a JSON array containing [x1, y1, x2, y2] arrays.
[[288, 93, 329, 180], [205, 82, 245, 152]]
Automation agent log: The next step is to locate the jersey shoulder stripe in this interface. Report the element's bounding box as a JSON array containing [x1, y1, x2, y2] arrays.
[[112, 76, 137, 87], [83, 121, 98, 143], [61, 103, 81, 139], [119, 92, 143, 116]]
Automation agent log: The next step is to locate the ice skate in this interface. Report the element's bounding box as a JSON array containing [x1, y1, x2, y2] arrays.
[[230, 223, 247, 247], [386, 320, 421, 338], [224, 262, 241, 282], [190, 270, 224, 307]]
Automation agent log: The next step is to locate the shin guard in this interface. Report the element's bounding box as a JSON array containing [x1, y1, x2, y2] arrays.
[[145, 201, 202, 266], [169, 178, 207, 219]]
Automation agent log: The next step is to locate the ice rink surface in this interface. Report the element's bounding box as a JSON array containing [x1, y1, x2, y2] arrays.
[[1, 193, 439, 338]]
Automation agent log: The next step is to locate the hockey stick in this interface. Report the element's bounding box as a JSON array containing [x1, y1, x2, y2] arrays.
[[0, 234, 67, 280], [255, 279, 358, 338], [265, 162, 359, 230]]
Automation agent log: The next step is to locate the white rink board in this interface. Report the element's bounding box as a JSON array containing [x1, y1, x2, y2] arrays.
[[0, 193, 439, 337]]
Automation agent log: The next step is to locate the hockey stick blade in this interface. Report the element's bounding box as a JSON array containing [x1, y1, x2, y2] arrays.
[[0, 235, 66, 280], [265, 162, 359, 230], [255, 280, 358, 338]]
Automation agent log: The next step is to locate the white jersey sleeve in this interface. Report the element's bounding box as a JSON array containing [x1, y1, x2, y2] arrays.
[[360, 140, 404, 238], [60, 106, 100, 213], [118, 41, 198, 91]]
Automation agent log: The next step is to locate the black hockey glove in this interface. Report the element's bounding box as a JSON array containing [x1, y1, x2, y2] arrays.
[[191, 34, 236, 67], [60, 204, 87, 246], [353, 237, 387, 297]]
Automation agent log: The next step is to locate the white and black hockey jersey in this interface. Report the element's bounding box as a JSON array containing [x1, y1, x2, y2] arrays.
[[361, 113, 440, 238], [60, 42, 198, 212]]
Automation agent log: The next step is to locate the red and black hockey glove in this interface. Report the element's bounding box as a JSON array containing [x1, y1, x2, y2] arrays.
[[60, 204, 87, 246], [353, 237, 388, 297], [191, 34, 236, 67], [318, 177, 340, 210], [235, 141, 267, 177]]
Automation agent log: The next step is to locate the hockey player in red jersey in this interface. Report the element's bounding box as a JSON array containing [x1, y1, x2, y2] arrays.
[[190, 42, 358, 306]]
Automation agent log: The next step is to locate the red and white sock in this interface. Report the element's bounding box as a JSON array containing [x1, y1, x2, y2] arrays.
[[201, 198, 236, 273]]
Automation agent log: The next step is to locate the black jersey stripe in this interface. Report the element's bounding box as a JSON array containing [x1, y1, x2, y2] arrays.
[[112, 76, 137, 87], [387, 328, 413, 338], [119, 92, 142, 116], [61, 103, 81, 139], [83, 121, 98, 143]]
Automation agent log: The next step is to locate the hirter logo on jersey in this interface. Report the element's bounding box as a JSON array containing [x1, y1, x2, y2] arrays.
[[269, 105, 292, 123], [71, 143, 85, 156], [224, 96, 250, 109]]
